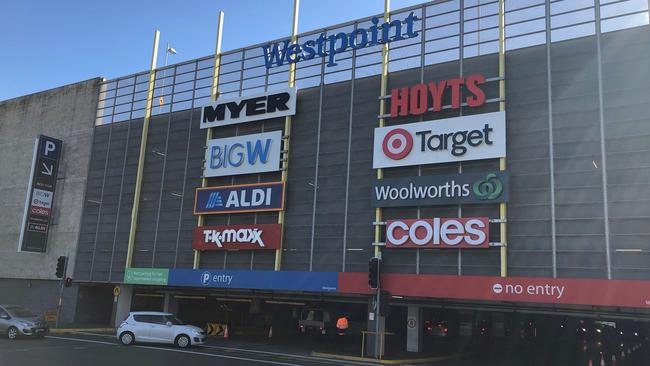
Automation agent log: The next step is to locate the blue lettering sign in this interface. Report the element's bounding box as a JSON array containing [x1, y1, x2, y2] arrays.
[[262, 12, 419, 69], [194, 182, 285, 215]]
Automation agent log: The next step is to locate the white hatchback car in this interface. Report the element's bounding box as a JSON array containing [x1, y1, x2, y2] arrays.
[[117, 311, 205, 348]]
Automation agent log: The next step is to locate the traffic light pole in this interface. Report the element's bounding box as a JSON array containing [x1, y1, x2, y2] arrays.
[[55, 253, 68, 328], [373, 259, 381, 359]]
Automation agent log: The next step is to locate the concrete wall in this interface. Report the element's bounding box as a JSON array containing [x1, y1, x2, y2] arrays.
[[0, 78, 100, 280], [0, 278, 78, 325]]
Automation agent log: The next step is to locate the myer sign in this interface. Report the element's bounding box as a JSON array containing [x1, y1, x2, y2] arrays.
[[200, 88, 296, 129], [373, 111, 506, 168], [372, 171, 509, 207], [204, 131, 282, 177]]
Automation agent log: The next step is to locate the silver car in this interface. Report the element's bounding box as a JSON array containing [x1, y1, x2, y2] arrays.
[[117, 311, 205, 348], [0, 305, 49, 339]]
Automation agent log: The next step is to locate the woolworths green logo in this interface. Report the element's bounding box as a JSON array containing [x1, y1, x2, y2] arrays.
[[473, 173, 503, 200]]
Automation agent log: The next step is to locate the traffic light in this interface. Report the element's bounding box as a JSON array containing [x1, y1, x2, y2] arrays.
[[379, 290, 390, 316], [55, 256, 67, 278], [368, 257, 381, 290], [64, 277, 73, 288]]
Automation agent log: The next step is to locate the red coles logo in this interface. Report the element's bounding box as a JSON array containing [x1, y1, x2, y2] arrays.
[[386, 218, 489, 248], [382, 128, 413, 160], [390, 74, 486, 118]]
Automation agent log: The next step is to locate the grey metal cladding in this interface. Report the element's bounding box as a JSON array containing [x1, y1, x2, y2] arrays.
[[77, 25, 650, 282], [601, 26, 650, 280], [550, 35, 606, 279], [504, 41, 552, 278]]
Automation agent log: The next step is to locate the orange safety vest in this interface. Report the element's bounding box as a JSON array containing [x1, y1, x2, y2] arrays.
[[336, 317, 349, 330]]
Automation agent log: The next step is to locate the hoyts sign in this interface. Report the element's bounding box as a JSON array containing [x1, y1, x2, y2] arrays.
[[193, 224, 282, 251], [386, 218, 489, 249], [391, 75, 486, 118]]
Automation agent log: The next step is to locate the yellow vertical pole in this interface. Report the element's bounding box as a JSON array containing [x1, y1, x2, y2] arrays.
[[274, 0, 299, 271], [498, 0, 507, 277], [194, 11, 225, 270], [125, 30, 160, 269], [375, 0, 390, 259]]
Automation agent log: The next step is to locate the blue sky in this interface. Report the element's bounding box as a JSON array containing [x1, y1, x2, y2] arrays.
[[1, 0, 425, 101]]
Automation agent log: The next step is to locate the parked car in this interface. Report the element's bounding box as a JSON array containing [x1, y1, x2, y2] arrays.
[[424, 319, 456, 341], [116, 311, 205, 348], [0, 304, 49, 339]]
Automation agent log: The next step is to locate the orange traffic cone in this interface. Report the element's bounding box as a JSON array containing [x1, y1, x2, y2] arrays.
[[223, 325, 229, 339], [588, 359, 593, 366], [600, 353, 605, 366], [268, 325, 273, 338], [611, 354, 617, 366]]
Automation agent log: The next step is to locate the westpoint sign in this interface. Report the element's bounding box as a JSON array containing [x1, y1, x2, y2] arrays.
[[262, 12, 419, 68]]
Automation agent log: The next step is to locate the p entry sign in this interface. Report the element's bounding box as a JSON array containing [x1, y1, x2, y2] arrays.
[[19, 135, 63, 252]]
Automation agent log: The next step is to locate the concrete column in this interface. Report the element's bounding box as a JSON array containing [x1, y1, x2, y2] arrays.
[[406, 306, 423, 353], [163, 293, 170, 312], [113, 285, 133, 327]]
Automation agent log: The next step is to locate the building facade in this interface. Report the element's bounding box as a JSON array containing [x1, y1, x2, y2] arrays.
[[0, 78, 100, 323], [2, 0, 650, 352]]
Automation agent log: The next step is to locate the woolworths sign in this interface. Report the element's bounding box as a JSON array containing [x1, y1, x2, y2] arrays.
[[372, 171, 509, 208]]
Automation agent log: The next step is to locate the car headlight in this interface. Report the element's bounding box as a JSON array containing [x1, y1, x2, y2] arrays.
[[191, 329, 202, 335], [19, 321, 33, 327]]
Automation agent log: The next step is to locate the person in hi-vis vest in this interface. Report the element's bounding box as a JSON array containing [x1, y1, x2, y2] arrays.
[[336, 315, 349, 336]]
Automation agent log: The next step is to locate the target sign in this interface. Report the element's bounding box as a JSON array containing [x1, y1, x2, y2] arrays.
[[382, 128, 413, 160]]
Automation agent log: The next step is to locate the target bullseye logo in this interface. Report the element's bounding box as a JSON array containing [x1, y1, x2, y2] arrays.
[[382, 128, 413, 160]]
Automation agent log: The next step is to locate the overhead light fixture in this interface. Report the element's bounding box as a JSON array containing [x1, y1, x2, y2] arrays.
[[215, 297, 252, 303], [592, 160, 599, 169], [615, 248, 643, 253], [266, 300, 306, 306], [167, 46, 177, 55]]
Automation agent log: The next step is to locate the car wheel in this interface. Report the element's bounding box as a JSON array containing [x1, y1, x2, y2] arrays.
[[119, 332, 135, 346], [175, 334, 190, 348], [7, 327, 19, 340]]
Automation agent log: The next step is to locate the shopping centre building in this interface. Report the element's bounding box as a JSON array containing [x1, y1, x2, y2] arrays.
[[2, 0, 650, 355]]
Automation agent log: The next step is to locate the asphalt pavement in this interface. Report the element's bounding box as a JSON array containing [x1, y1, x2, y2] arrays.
[[0, 332, 380, 366]]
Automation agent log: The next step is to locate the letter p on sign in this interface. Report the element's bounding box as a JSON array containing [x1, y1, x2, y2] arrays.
[[44, 141, 56, 156]]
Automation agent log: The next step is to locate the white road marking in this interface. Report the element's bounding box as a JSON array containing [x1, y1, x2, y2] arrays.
[[46, 335, 307, 366], [200, 344, 379, 366], [73, 332, 377, 366]]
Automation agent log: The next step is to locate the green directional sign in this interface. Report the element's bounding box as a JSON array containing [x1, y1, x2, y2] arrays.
[[124, 268, 169, 285]]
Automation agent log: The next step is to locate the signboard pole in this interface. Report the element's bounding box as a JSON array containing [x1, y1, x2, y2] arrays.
[[274, 0, 299, 271], [498, 0, 507, 277], [125, 30, 160, 269], [195, 10, 225, 270], [372, 0, 390, 359]]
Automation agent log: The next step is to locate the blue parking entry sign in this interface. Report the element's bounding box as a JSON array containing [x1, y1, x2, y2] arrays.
[[168, 269, 338, 293]]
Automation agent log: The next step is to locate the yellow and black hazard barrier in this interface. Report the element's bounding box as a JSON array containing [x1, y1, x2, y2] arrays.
[[205, 323, 228, 337]]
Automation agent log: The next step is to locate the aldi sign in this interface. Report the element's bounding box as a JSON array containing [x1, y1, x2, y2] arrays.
[[372, 171, 509, 207], [386, 217, 490, 249], [193, 224, 282, 250], [204, 130, 282, 178], [194, 182, 285, 215], [200, 88, 297, 129], [373, 112, 506, 169]]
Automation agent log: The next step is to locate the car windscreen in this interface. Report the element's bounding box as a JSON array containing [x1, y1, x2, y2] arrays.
[[7, 307, 36, 318]]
